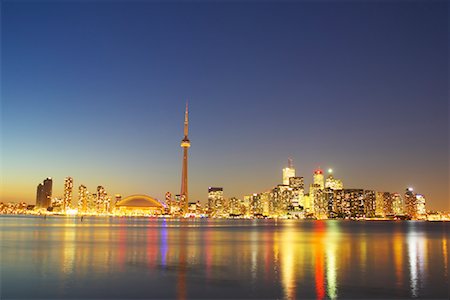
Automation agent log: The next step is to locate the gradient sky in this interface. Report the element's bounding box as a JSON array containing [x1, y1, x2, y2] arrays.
[[1, 1, 449, 210]]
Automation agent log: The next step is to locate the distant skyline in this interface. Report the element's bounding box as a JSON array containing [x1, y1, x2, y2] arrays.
[[1, 1, 448, 210]]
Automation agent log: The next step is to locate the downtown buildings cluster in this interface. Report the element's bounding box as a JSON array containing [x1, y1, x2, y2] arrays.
[[166, 159, 429, 220]]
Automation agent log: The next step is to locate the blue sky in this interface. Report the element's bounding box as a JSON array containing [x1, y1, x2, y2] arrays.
[[1, 1, 448, 209]]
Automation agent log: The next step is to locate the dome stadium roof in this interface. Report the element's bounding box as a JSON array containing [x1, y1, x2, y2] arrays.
[[115, 195, 163, 208]]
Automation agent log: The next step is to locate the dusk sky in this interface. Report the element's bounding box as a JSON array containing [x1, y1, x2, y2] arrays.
[[1, 1, 448, 210]]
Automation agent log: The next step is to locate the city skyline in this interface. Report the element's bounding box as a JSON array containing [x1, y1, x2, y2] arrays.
[[2, 1, 448, 210]]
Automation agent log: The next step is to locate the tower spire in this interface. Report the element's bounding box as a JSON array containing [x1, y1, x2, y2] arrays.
[[184, 100, 189, 137]]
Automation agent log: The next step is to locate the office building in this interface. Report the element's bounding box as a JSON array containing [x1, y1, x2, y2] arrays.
[[282, 158, 296, 185], [63, 177, 73, 212]]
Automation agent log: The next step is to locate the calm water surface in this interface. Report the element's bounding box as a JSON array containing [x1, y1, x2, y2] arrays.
[[1, 216, 448, 299]]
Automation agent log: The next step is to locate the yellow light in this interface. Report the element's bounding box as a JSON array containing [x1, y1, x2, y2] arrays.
[[66, 208, 78, 215]]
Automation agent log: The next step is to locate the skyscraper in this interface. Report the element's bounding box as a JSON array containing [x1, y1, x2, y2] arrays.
[[313, 169, 325, 190], [404, 188, 417, 219], [36, 177, 53, 209], [63, 177, 73, 212], [282, 158, 295, 185], [36, 183, 43, 208], [208, 187, 224, 217], [78, 185, 88, 213], [180, 102, 190, 214]]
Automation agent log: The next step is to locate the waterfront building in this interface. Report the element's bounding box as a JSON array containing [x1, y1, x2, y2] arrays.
[[416, 194, 427, 219], [342, 189, 365, 218], [392, 193, 404, 215], [115, 195, 164, 216], [78, 185, 88, 213], [35, 177, 52, 209], [228, 197, 241, 216], [63, 177, 73, 212], [325, 173, 343, 190], [282, 158, 296, 185], [404, 188, 417, 219], [313, 169, 325, 190], [249, 193, 263, 216], [180, 102, 191, 214], [375, 192, 385, 217], [261, 191, 270, 216], [95, 186, 107, 213], [302, 193, 312, 213], [208, 187, 224, 217], [382, 192, 394, 216], [289, 177, 304, 209], [311, 184, 327, 219], [36, 183, 44, 208], [364, 190, 376, 218]]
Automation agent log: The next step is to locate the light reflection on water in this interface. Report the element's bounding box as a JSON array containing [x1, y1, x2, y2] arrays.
[[0, 216, 448, 299]]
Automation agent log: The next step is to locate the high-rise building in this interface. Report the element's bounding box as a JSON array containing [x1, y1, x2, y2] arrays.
[[63, 177, 73, 212], [375, 192, 385, 217], [78, 185, 88, 213], [416, 194, 426, 219], [289, 177, 304, 189], [404, 188, 417, 219], [342, 189, 365, 218], [364, 190, 376, 218], [228, 197, 241, 216], [96, 186, 107, 213], [36, 178, 52, 209], [313, 169, 325, 190], [208, 187, 224, 217], [325, 172, 343, 190], [391, 193, 404, 215], [250, 193, 263, 216], [180, 102, 191, 214], [282, 158, 295, 185], [36, 183, 43, 208], [382, 192, 394, 216]]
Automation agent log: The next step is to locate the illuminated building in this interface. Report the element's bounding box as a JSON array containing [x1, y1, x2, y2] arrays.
[[313, 169, 325, 190], [405, 189, 427, 220], [78, 185, 88, 213], [180, 102, 191, 214], [270, 185, 292, 216], [282, 158, 296, 185], [288, 177, 304, 210], [208, 187, 224, 217], [392, 193, 404, 215], [342, 189, 365, 218], [250, 193, 263, 216], [165, 192, 172, 213], [96, 186, 107, 213], [383, 192, 394, 216], [302, 193, 312, 213], [311, 184, 327, 219], [114, 194, 164, 216], [289, 177, 304, 189], [228, 197, 241, 216], [375, 192, 385, 217], [363, 190, 376, 218], [415, 194, 427, 219], [404, 188, 417, 219], [261, 191, 270, 216], [63, 177, 73, 212], [35, 177, 52, 209], [325, 171, 343, 190]]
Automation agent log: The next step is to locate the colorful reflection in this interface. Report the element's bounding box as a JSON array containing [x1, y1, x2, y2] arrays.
[[1, 217, 449, 299]]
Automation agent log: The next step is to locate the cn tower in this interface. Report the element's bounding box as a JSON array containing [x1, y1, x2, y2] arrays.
[[180, 102, 190, 213]]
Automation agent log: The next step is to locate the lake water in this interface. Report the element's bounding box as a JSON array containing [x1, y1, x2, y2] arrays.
[[0, 216, 448, 299]]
